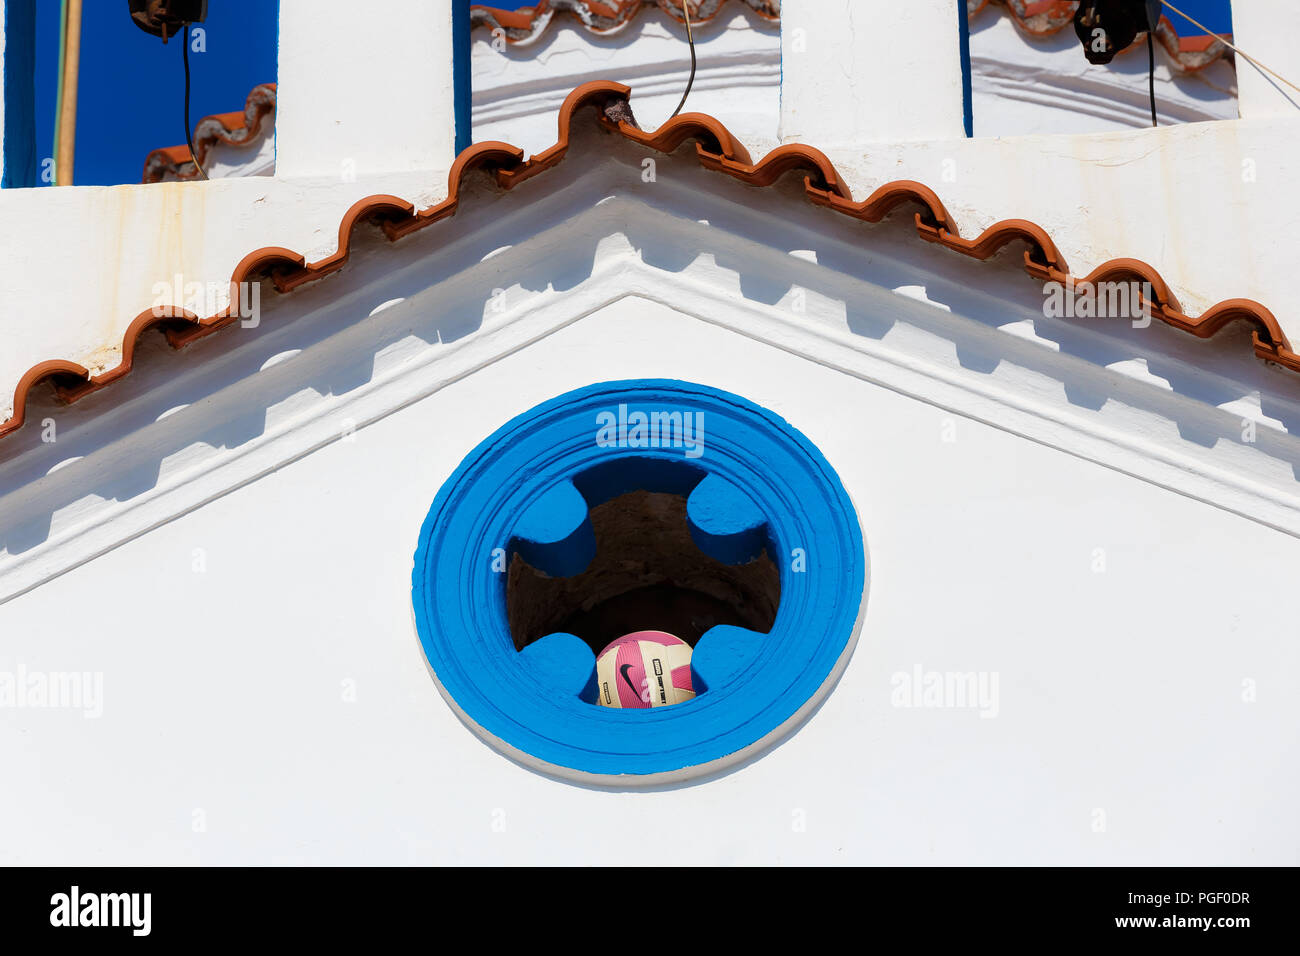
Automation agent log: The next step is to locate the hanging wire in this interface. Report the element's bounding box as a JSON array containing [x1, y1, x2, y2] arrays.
[[667, 1, 697, 120], [1161, 0, 1300, 98], [182, 22, 208, 180], [1146, 28, 1157, 126]]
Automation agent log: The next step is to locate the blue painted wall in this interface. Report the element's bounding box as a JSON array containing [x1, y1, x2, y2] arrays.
[[2, 0, 36, 187], [24, 0, 279, 187], [454, 0, 472, 154], [958, 0, 973, 138], [1165, 0, 1233, 34]]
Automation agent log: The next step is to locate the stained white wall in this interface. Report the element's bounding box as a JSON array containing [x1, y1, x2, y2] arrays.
[[0, 296, 1295, 865]]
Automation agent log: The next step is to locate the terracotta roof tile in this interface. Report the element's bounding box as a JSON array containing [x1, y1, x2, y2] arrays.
[[969, 0, 1233, 72], [4, 80, 1292, 445], [470, 0, 779, 44], [469, 1, 1230, 73], [141, 82, 277, 183], [135, 2, 1230, 184]]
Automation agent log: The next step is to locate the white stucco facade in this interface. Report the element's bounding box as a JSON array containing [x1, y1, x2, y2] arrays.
[[0, 0, 1298, 865], [4, 294, 1296, 865]]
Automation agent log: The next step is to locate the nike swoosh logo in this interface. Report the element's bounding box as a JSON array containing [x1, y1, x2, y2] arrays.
[[619, 664, 639, 697]]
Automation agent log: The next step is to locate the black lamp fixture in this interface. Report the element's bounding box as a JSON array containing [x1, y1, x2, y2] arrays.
[[127, 0, 211, 180], [128, 0, 207, 43], [1074, 0, 1164, 125]]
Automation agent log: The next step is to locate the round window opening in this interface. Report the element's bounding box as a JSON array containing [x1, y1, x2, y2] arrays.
[[412, 380, 865, 785]]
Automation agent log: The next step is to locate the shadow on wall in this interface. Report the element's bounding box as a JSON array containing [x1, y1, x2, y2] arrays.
[[2, 108, 1299, 562]]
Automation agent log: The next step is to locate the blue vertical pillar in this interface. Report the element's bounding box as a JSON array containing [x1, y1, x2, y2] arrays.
[[958, 0, 974, 138], [452, 0, 471, 155], [3, 0, 38, 187]]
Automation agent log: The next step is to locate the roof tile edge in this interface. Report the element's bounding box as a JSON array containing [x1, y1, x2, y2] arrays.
[[471, 0, 779, 43], [141, 82, 277, 184], [6, 79, 1292, 447], [469, 0, 1230, 73]]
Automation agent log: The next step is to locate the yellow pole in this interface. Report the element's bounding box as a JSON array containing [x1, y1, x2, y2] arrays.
[[55, 0, 83, 186]]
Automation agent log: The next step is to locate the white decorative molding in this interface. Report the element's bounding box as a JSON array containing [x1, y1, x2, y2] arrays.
[[3, 145, 1298, 603], [472, 5, 782, 156]]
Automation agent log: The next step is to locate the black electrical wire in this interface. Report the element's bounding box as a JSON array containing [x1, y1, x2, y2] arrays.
[[1147, 28, 1158, 127], [668, 2, 697, 120], [182, 22, 207, 180]]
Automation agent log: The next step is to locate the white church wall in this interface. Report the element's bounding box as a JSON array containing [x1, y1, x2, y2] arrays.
[[274, 0, 457, 178], [0, 294, 1295, 865], [780, 0, 968, 144], [1232, 0, 1300, 119], [0, 134, 1297, 861], [0, 0, 1298, 866]]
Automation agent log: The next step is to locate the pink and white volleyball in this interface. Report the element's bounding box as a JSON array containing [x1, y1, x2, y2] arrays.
[[595, 631, 695, 709]]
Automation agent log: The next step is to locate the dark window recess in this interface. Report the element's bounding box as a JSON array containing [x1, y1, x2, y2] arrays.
[[507, 490, 780, 655]]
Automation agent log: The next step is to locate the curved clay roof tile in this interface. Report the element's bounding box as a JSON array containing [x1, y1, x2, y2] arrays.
[[471, 0, 780, 44], [141, 82, 277, 183], [8, 80, 1291, 446]]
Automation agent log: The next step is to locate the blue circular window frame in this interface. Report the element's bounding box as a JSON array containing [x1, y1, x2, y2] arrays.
[[411, 380, 866, 785]]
